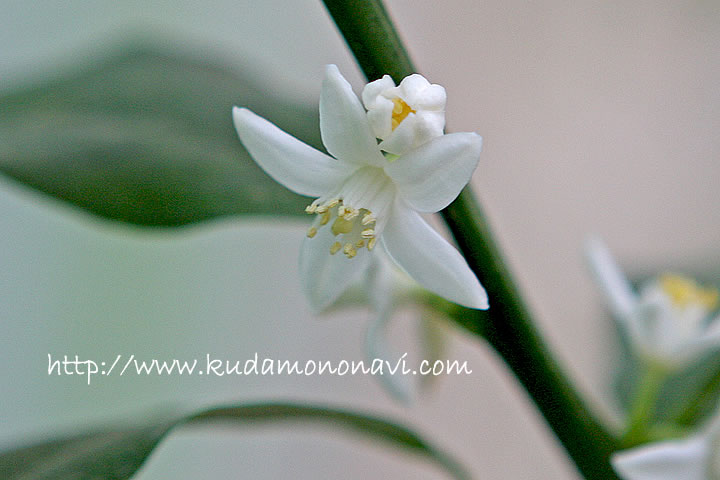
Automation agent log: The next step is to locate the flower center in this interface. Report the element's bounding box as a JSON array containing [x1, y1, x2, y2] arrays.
[[305, 199, 378, 258], [391, 97, 415, 131], [302, 167, 394, 259], [659, 273, 719, 309]]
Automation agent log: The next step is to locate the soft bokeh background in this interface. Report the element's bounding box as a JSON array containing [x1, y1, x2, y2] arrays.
[[2, 0, 719, 478]]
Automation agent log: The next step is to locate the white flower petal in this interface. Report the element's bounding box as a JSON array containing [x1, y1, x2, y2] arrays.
[[680, 314, 720, 362], [320, 65, 386, 167], [299, 223, 372, 312], [585, 237, 637, 319], [364, 255, 414, 404], [396, 74, 433, 105], [381, 202, 488, 309], [361, 75, 395, 109], [611, 437, 709, 480], [377, 112, 419, 155], [233, 107, 353, 197], [414, 110, 446, 138], [384, 132, 482, 212], [365, 311, 415, 404], [366, 97, 394, 139], [416, 84, 447, 111]]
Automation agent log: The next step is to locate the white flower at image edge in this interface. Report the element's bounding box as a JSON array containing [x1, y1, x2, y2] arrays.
[[585, 237, 720, 369], [233, 65, 488, 312], [612, 411, 720, 480]]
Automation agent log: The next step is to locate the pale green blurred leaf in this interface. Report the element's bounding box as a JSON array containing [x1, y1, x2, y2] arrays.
[[0, 402, 469, 480], [0, 46, 319, 226]]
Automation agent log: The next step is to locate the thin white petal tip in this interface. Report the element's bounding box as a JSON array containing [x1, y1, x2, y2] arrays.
[[231, 106, 252, 125], [325, 64, 341, 77], [468, 290, 490, 310]]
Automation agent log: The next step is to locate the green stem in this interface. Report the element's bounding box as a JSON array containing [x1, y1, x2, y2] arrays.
[[620, 361, 668, 448], [321, 1, 620, 478], [321, 0, 413, 84], [442, 190, 619, 478]]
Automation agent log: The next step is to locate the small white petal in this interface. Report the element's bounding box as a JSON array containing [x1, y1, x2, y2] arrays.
[[585, 236, 637, 319], [320, 65, 386, 167], [385, 132, 482, 212], [361, 75, 395, 109], [377, 113, 419, 155], [364, 255, 414, 404], [299, 223, 372, 312], [366, 97, 394, 139], [382, 201, 488, 309], [612, 437, 709, 480], [365, 312, 415, 404], [416, 84, 447, 111], [233, 107, 353, 197], [680, 314, 720, 363], [396, 74, 433, 105], [627, 302, 670, 362], [414, 110, 446, 138]]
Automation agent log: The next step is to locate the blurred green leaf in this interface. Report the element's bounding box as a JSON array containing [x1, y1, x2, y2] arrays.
[[0, 47, 319, 226], [0, 424, 174, 480], [0, 402, 469, 480]]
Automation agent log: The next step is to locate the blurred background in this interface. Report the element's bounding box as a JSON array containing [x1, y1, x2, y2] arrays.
[[1, 0, 719, 478]]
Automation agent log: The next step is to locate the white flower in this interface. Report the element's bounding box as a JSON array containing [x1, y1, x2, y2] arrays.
[[362, 73, 446, 155], [585, 237, 720, 369], [233, 65, 487, 313], [612, 411, 720, 480]]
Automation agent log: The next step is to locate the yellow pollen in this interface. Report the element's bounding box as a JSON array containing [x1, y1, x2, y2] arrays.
[[306, 227, 317, 238], [659, 273, 719, 309], [391, 97, 416, 131], [356, 239, 366, 248], [330, 242, 342, 255], [320, 211, 331, 225], [362, 213, 376, 225], [315, 205, 328, 214], [367, 238, 377, 251], [305, 204, 317, 214]]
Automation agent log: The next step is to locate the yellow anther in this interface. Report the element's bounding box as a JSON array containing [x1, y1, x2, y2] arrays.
[[330, 242, 342, 255], [304, 196, 382, 258], [362, 213, 376, 225], [343, 208, 359, 220], [391, 97, 415, 131], [343, 244, 357, 258], [331, 217, 354, 236], [320, 211, 331, 225], [659, 273, 719, 309]]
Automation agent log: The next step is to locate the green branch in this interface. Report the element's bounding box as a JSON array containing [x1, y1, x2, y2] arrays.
[[321, 1, 620, 478]]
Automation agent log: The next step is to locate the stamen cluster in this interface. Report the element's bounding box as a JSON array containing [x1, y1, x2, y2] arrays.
[[306, 199, 377, 258]]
